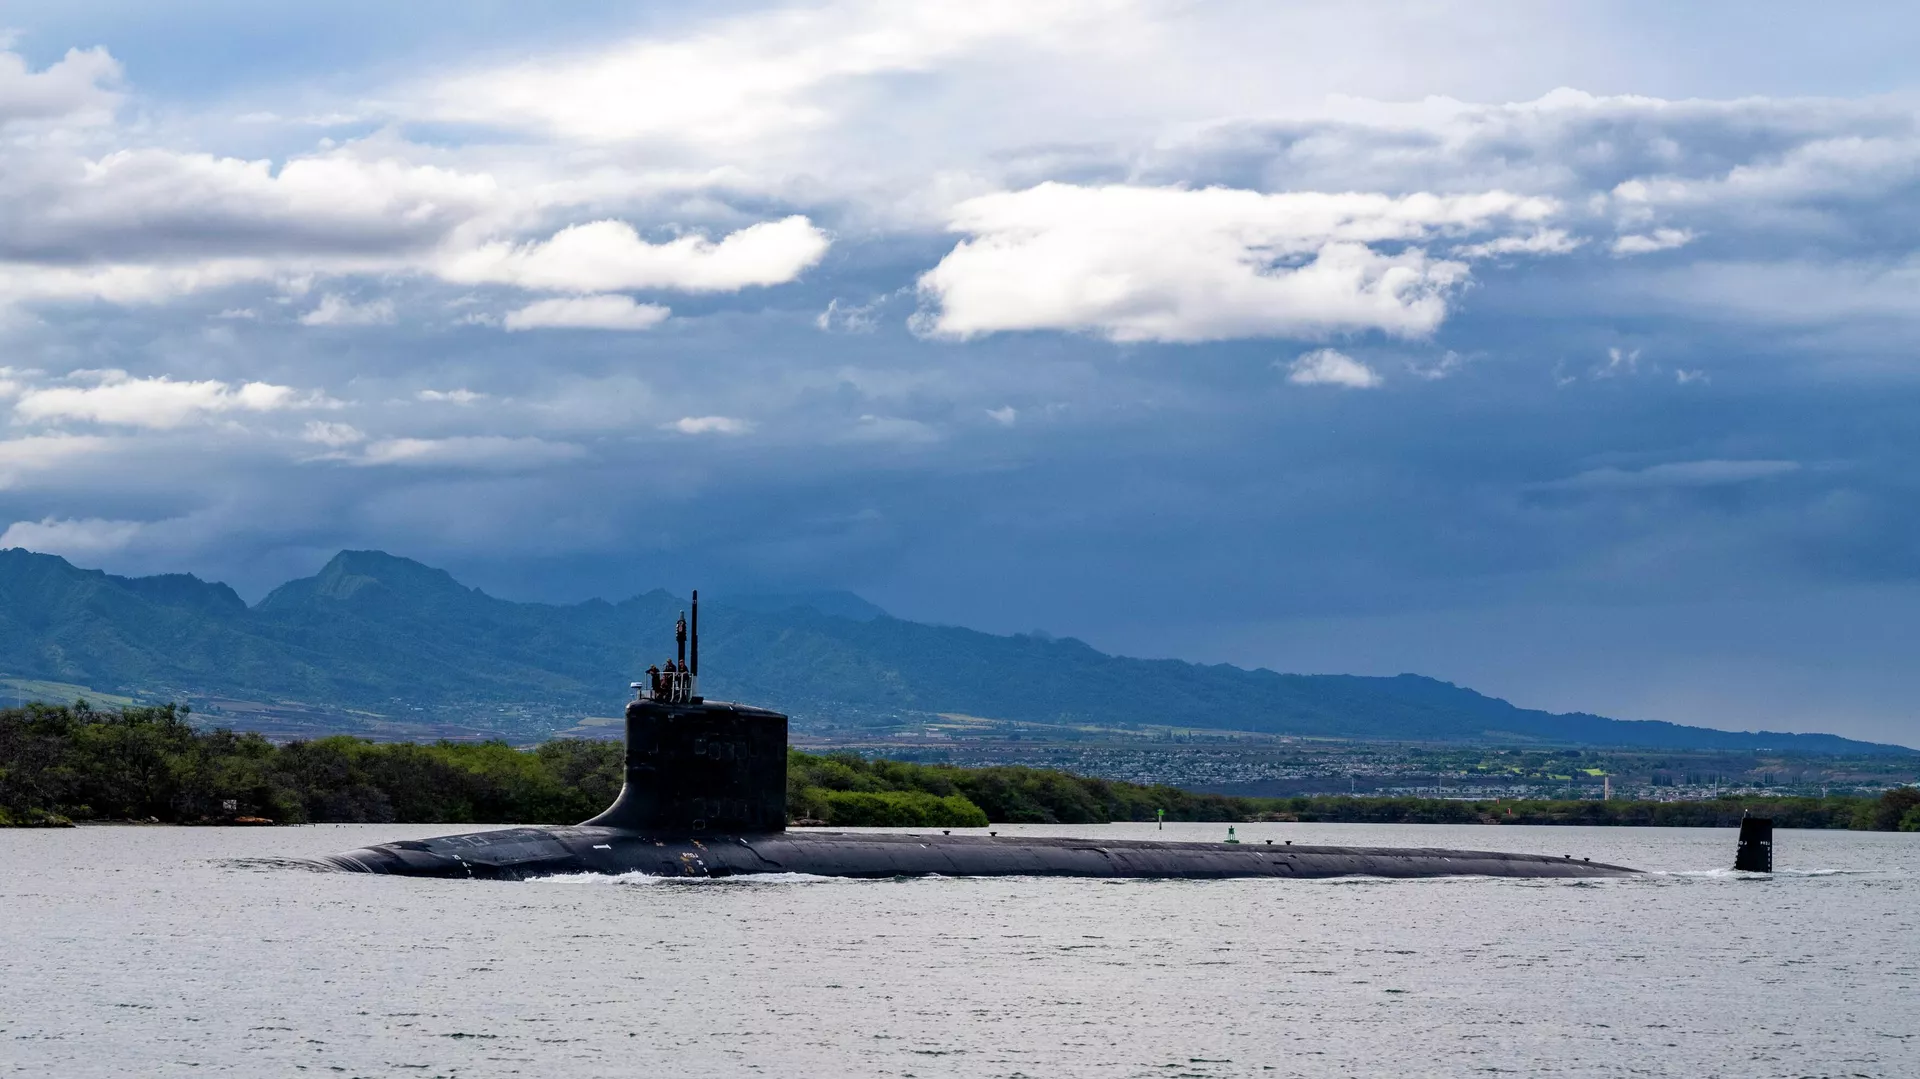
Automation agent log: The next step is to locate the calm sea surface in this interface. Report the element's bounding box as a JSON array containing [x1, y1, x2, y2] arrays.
[[2, 822, 1915, 1078]]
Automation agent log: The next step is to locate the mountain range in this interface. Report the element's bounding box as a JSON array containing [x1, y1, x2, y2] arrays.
[[0, 547, 1907, 753]]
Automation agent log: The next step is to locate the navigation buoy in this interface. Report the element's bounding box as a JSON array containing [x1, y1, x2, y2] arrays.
[[1225, 826, 1240, 844]]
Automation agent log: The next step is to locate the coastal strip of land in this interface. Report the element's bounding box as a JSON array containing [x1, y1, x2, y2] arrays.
[[3, 702, 1917, 831]]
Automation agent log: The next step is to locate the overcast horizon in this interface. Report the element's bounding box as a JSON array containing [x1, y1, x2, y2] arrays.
[[3, 2, 1919, 743]]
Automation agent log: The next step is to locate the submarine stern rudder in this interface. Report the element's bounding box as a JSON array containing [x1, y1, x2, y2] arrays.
[[1734, 814, 1773, 873]]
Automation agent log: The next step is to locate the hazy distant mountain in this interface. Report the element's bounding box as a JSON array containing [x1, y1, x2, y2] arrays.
[[0, 547, 1907, 754], [719, 590, 889, 622]]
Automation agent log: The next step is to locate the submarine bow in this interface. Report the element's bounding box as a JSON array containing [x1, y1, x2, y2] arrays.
[[322, 590, 1643, 881]]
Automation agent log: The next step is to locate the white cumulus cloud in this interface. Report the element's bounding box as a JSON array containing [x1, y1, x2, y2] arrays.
[[0, 47, 121, 126], [0, 434, 112, 488], [0, 101, 826, 311], [1457, 229, 1583, 259], [355, 436, 588, 469], [817, 297, 881, 333], [13, 372, 320, 429], [1611, 228, 1694, 256], [503, 295, 672, 332], [300, 294, 396, 326], [1285, 348, 1384, 389], [917, 183, 1556, 342], [2, 147, 502, 266], [0, 516, 145, 556], [417, 0, 1116, 145], [444, 216, 830, 294], [416, 388, 487, 404], [301, 421, 365, 448], [666, 416, 754, 435]]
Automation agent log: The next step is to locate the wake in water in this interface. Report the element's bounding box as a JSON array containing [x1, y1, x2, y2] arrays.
[[1652, 866, 1871, 879], [220, 856, 347, 874], [239, 854, 1901, 884]]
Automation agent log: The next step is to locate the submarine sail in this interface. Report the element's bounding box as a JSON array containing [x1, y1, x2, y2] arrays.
[[321, 593, 1642, 881]]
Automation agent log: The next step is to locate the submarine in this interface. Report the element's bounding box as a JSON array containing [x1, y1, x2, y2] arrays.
[[322, 593, 1649, 881]]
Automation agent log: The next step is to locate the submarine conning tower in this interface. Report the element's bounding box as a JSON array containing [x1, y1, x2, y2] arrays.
[[581, 589, 790, 835]]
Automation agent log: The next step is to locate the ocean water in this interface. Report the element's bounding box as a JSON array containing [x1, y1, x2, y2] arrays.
[[1, 821, 1914, 1078]]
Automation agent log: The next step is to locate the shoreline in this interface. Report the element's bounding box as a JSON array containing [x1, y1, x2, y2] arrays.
[[8, 702, 1917, 832], [8, 817, 1913, 832]]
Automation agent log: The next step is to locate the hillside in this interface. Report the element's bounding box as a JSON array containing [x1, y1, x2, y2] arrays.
[[0, 547, 1907, 753]]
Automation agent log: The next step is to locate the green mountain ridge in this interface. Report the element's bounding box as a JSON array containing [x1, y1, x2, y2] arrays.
[[0, 547, 1907, 754]]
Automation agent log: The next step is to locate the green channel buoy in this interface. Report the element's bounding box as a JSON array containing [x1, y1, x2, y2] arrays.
[[1225, 825, 1240, 844]]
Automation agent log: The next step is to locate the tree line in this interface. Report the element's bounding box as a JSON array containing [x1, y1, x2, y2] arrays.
[[3, 702, 1917, 831]]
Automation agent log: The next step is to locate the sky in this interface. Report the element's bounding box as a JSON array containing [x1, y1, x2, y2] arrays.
[[2, 1, 1919, 743]]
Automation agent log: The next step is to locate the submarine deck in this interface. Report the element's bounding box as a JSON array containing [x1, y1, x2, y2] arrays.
[[322, 825, 1640, 880]]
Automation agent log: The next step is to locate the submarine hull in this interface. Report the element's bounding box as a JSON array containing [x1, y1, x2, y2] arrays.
[[320, 607, 1639, 883], [321, 826, 1640, 880]]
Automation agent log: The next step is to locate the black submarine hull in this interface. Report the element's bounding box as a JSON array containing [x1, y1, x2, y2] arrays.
[[321, 826, 1640, 880]]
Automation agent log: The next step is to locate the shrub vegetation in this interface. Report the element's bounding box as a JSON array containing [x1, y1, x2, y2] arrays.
[[3, 702, 1916, 831]]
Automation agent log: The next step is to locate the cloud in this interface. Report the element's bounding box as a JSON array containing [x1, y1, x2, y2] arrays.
[[1, 148, 502, 266], [986, 406, 1018, 426], [13, 372, 320, 429], [1604, 133, 1920, 236], [301, 421, 365, 448], [1596, 347, 1642, 378], [817, 297, 881, 333], [1540, 459, 1802, 491], [0, 258, 281, 306], [299, 293, 396, 326], [1407, 350, 1464, 381], [917, 184, 1557, 342], [0, 434, 111, 487], [502, 295, 672, 332], [354, 436, 589, 469], [416, 0, 1115, 145], [1285, 348, 1383, 388], [1163, 91, 1916, 217], [1611, 228, 1694, 256], [416, 388, 486, 404], [446, 217, 830, 294], [0, 124, 820, 310], [845, 415, 940, 443], [0, 516, 145, 557], [666, 416, 754, 435], [1457, 229, 1582, 259], [0, 47, 120, 126]]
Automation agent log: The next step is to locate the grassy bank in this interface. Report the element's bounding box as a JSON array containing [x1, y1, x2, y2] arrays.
[[3, 702, 1917, 830]]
